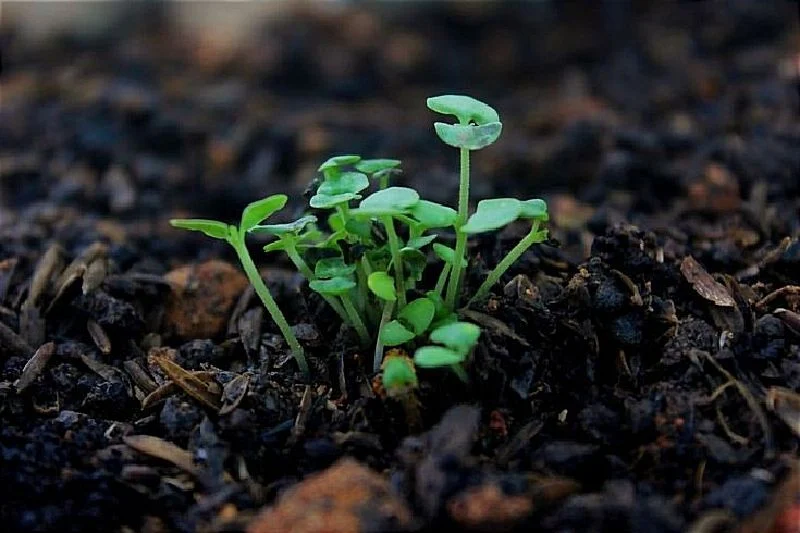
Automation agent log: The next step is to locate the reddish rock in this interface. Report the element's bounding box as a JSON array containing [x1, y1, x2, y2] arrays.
[[247, 459, 413, 533], [447, 484, 532, 532], [163, 260, 248, 339]]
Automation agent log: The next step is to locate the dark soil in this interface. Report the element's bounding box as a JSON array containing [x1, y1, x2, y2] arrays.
[[2, 2, 800, 533]]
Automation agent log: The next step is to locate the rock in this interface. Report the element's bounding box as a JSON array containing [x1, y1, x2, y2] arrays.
[[247, 458, 413, 533], [447, 484, 532, 532], [163, 260, 248, 340]]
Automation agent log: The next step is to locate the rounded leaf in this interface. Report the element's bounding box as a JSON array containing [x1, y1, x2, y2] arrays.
[[318, 171, 369, 196], [406, 234, 437, 249], [461, 198, 521, 234], [315, 257, 356, 279], [520, 199, 548, 220], [241, 195, 287, 232], [250, 215, 317, 236], [310, 192, 359, 209], [354, 187, 420, 216], [414, 346, 465, 368], [368, 271, 396, 301], [170, 219, 231, 240], [427, 95, 499, 125], [398, 298, 435, 335], [381, 320, 416, 347], [410, 200, 458, 228], [309, 277, 356, 296], [355, 159, 401, 174], [381, 354, 418, 393], [432, 243, 467, 268], [318, 155, 361, 172], [433, 122, 502, 150], [430, 321, 481, 354]]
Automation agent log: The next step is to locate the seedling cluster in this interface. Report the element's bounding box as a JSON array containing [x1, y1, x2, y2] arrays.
[[171, 95, 549, 381]]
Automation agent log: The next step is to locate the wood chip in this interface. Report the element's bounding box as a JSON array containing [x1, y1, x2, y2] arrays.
[[141, 382, 179, 409], [80, 354, 133, 396], [83, 256, 108, 295], [122, 434, 199, 476], [150, 354, 221, 411], [220, 373, 250, 415], [681, 256, 736, 307], [123, 359, 158, 394], [87, 319, 112, 355], [19, 300, 46, 347], [14, 341, 56, 393], [28, 244, 65, 306]]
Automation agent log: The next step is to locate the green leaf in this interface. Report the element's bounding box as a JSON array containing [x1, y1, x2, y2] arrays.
[[380, 320, 416, 346], [407, 234, 437, 249], [240, 195, 287, 232], [250, 215, 317, 236], [381, 355, 418, 393], [433, 122, 502, 150], [400, 248, 427, 283], [398, 298, 435, 335], [318, 155, 361, 172], [310, 192, 359, 209], [430, 321, 481, 354], [461, 198, 521, 234], [520, 198, 548, 220], [318, 171, 369, 196], [309, 277, 356, 296], [368, 271, 396, 301], [345, 218, 373, 240], [426, 95, 499, 125], [355, 159, 401, 175], [353, 187, 420, 217], [432, 243, 467, 268], [170, 219, 231, 240], [409, 200, 458, 228], [315, 257, 356, 279], [366, 246, 392, 271], [414, 346, 465, 367], [263, 240, 288, 253]]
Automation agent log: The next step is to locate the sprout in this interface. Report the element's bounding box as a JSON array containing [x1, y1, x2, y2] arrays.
[[414, 321, 481, 382], [170, 195, 309, 377], [355, 159, 401, 190]]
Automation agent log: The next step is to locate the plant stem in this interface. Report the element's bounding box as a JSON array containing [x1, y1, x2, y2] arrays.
[[445, 147, 470, 310], [231, 230, 308, 376], [373, 300, 395, 373], [381, 215, 406, 309], [451, 364, 468, 383], [379, 174, 389, 190], [284, 241, 349, 323], [341, 295, 370, 346], [468, 221, 542, 307], [434, 262, 451, 299]]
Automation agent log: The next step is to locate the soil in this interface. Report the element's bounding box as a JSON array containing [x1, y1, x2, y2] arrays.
[[2, 2, 800, 533]]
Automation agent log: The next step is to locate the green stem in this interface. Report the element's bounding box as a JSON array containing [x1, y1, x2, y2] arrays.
[[434, 262, 451, 300], [341, 295, 370, 346], [381, 215, 406, 309], [451, 364, 468, 383], [373, 300, 395, 373], [468, 221, 542, 307], [231, 230, 308, 376], [284, 240, 349, 323], [445, 148, 470, 310], [379, 173, 389, 190]]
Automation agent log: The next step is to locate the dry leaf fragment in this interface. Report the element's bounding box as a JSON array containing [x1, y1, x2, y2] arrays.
[[15, 342, 56, 393], [681, 256, 736, 307], [87, 319, 112, 355], [151, 355, 222, 410], [123, 434, 199, 476], [220, 373, 251, 415]]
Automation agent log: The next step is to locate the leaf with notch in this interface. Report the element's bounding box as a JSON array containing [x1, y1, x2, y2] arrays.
[[310, 193, 359, 209], [309, 277, 355, 296], [410, 200, 457, 228], [461, 198, 521, 234], [520, 199, 548, 220], [355, 159, 400, 175], [318, 171, 369, 196], [170, 219, 231, 241], [250, 215, 317, 236], [319, 155, 361, 172], [315, 257, 356, 279], [407, 234, 437, 249], [368, 271, 396, 301], [432, 243, 467, 268], [241, 195, 287, 232], [353, 187, 420, 217], [380, 320, 415, 347], [433, 122, 502, 150], [414, 346, 465, 367], [430, 322, 480, 355], [398, 298, 435, 335], [426, 95, 499, 125]]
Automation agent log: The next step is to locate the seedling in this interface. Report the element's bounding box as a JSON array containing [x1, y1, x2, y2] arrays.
[[170, 195, 309, 376], [414, 321, 481, 382]]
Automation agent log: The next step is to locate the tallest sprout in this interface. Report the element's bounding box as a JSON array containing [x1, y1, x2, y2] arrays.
[[426, 95, 502, 310]]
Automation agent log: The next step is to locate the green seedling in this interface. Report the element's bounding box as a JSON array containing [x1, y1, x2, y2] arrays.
[[310, 258, 369, 346], [171, 195, 309, 376], [414, 321, 481, 382], [427, 95, 502, 311], [355, 159, 401, 190], [462, 198, 549, 305]]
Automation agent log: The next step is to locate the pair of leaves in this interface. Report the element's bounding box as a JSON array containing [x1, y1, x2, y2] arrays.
[[171, 194, 291, 241], [380, 298, 436, 347], [309, 256, 357, 296], [414, 322, 480, 368], [428, 95, 502, 150], [461, 198, 548, 234]]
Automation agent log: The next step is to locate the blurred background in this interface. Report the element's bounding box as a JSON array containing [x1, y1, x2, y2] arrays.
[[2, 1, 799, 262]]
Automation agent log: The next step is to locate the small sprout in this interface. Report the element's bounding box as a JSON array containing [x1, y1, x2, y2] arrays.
[[368, 271, 397, 301], [427, 95, 500, 125], [170, 219, 231, 240], [381, 351, 418, 398], [414, 346, 465, 367], [430, 321, 481, 354], [240, 194, 288, 233], [414, 321, 480, 381], [461, 198, 522, 234]]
